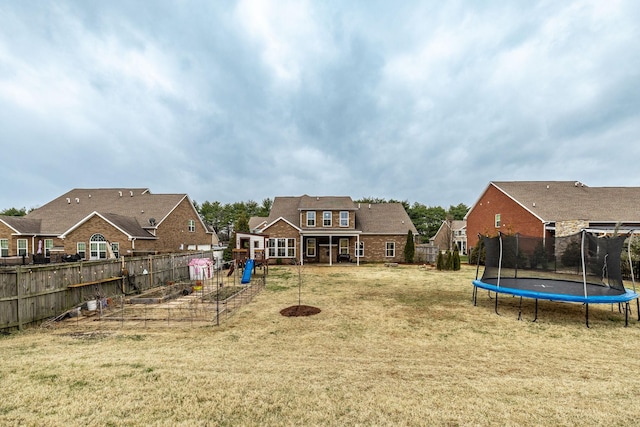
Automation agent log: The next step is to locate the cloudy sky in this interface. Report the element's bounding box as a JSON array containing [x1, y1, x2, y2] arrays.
[[2, 1, 640, 211]]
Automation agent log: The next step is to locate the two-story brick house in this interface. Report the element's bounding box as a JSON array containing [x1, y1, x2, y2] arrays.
[[251, 195, 417, 265], [0, 188, 218, 262], [465, 181, 640, 251]]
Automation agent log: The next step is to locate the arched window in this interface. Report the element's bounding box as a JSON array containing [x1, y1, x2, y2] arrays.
[[90, 234, 108, 260]]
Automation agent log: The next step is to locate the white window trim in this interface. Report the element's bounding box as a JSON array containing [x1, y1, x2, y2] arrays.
[[306, 238, 316, 257], [355, 241, 364, 258], [323, 211, 332, 227], [385, 242, 395, 258], [188, 219, 196, 232], [0, 239, 8, 257], [340, 211, 349, 227], [77, 242, 86, 259], [268, 238, 297, 258], [17, 239, 28, 256], [44, 239, 53, 257], [339, 238, 349, 255], [306, 211, 316, 227], [111, 242, 120, 258], [495, 214, 501, 228]]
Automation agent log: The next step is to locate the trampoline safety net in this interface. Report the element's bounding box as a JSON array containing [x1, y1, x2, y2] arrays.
[[481, 231, 628, 294]]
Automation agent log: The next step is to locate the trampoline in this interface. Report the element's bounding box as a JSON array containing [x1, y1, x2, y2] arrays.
[[472, 231, 639, 326]]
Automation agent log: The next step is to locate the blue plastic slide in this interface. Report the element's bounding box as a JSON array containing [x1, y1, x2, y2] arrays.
[[241, 259, 254, 284]]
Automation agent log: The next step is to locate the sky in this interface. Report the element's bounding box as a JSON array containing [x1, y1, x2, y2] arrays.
[[2, 0, 640, 212]]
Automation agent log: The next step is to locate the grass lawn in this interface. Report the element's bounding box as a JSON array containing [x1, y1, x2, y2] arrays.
[[1, 264, 640, 426]]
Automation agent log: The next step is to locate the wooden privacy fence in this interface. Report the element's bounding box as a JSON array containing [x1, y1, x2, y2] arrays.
[[0, 251, 219, 332]]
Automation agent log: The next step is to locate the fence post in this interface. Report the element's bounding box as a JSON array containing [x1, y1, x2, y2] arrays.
[[16, 267, 23, 331]]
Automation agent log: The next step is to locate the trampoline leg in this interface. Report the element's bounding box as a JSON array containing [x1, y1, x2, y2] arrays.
[[532, 299, 538, 323], [494, 293, 500, 316], [472, 286, 478, 306], [517, 297, 523, 321], [636, 299, 639, 322], [585, 304, 590, 329], [625, 302, 629, 327]]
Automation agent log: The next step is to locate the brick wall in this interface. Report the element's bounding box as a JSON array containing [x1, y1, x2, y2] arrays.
[[64, 215, 134, 256], [300, 210, 356, 229], [360, 234, 408, 263], [147, 198, 212, 253], [467, 184, 547, 250]]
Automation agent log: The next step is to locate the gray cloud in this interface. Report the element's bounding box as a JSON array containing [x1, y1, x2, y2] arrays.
[[2, 1, 640, 211]]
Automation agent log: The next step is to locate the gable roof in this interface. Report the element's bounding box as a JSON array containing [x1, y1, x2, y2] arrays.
[[249, 216, 268, 232], [24, 188, 193, 236], [59, 211, 155, 239], [0, 216, 42, 235], [356, 203, 418, 235], [266, 197, 302, 226], [477, 181, 640, 223]]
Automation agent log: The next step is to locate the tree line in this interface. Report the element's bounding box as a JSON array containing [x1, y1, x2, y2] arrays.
[[2, 198, 469, 244]]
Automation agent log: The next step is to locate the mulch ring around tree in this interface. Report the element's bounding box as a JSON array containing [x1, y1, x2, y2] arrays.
[[280, 305, 321, 317]]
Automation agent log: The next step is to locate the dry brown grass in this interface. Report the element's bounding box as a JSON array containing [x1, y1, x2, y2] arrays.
[[2, 264, 640, 426]]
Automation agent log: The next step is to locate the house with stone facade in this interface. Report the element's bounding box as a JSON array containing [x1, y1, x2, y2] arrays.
[[0, 188, 218, 262], [250, 195, 417, 265], [465, 181, 640, 250]]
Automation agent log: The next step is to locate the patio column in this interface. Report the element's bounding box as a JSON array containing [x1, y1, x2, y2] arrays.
[[329, 234, 333, 266]]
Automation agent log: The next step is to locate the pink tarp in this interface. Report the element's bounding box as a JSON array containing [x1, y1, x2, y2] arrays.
[[188, 258, 214, 280]]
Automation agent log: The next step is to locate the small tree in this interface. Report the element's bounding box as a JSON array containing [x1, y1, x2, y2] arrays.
[[436, 251, 444, 270], [404, 230, 415, 263], [453, 246, 461, 271], [445, 250, 454, 270]]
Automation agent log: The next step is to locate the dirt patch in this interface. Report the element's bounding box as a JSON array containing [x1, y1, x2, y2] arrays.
[[280, 305, 321, 317]]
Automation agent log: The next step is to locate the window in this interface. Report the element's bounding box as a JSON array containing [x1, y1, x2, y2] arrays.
[[44, 239, 53, 257], [268, 238, 296, 258], [306, 238, 316, 257], [17, 239, 27, 256], [77, 242, 86, 259], [323, 211, 332, 227], [90, 234, 108, 260], [495, 214, 501, 228], [340, 211, 349, 227], [306, 211, 316, 227], [385, 242, 395, 258], [188, 219, 196, 232], [111, 242, 120, 258], [339, 238, 349, 255], [0, 239, 8, 257], [355, 241, 364, 258]]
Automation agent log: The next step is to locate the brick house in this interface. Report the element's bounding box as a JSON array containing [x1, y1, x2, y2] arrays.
[[0, 188, 218, 261], [465, 181, 640, 250], [251, 195, 418, 265], [431, 220, 467, 255]]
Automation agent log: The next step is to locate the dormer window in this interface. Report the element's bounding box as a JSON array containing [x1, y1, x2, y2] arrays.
[[306, 211, 316, 227], [323, 211, 332, 227]]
